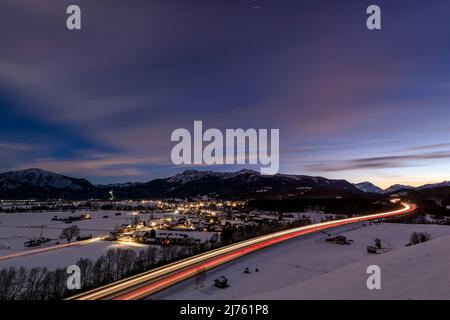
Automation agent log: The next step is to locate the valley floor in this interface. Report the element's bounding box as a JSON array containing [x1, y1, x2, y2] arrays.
[[0, 210, 215, 269]]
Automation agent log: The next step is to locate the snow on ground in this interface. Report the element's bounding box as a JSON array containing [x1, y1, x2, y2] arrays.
[[248, 234, 450, 300], [284, 212, 339, 223], [0, 240, 150, 270], [0, 210, 181, 254], [0, 210, 147, 254], [0, 210, 215, 270], [149, 223, 450, 300], [153, 230, 216, 243]]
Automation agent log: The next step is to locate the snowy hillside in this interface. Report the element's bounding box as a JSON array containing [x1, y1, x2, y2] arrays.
[[149, 223, 450, 300], [250, 233, 450, 300]]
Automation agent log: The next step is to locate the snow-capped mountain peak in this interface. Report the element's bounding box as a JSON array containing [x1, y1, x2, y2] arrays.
[[382, 184, 415, 194], [0, 168, 92, 190], [166, 170, 219, 184], [419, 181, 450, 190], [354, 182, 383, 194], [234, 169, 259, 175], [166, 169, 261, 184], [356, 180, 450, 195]]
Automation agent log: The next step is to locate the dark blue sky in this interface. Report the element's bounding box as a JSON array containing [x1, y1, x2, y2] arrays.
[[1, 0, 450, 187]]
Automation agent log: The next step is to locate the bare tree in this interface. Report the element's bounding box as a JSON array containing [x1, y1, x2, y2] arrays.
[[116, 248, 136, 279], [92, 255, 107, 285], [408, 231, 432, 246], [46, 268, 68, 299], [59, 225, 80, 243], [135, 246, 158, 272], [22, 267, 48, 300], [103, 249, 117, 282], [161, 245, 178, 263], [0, 267, 18, 300], [209, 233, 219, 244], [76, 258, 94, 289]]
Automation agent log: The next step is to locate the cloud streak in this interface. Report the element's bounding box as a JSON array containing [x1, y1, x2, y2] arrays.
[[307, 151, 450, 172], [1, 0, 450, 184]]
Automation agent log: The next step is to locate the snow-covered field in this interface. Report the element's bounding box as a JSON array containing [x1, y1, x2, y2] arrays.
[[0, 240, 150, 269], [0, 210, 215, 270], [0, 210, 161, 253], [284, 212, 340, 223], [257, 234, 450, 300], [149, 222, 450, 300]]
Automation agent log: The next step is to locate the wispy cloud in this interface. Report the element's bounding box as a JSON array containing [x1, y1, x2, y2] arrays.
[[402, 143, 450, 152], [1, 0, 450, 183], [0, 142, 40, 151], [307, 151, 450, 172]]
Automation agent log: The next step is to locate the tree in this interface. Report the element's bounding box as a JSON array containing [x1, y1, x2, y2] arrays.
[[0, 267, 19, 300], [209, 233, 219, 244], [76, 258, 94, 289], [161, 245, 178, 263], [408, 231, 431, 246], [135, 246, 158, 272], [221, 222, 233, 244], [59, 225, 80, 243]]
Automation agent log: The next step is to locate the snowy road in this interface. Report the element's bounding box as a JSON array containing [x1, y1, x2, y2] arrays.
[[69, 203, 415, 300], [150, 222, 450, 300]]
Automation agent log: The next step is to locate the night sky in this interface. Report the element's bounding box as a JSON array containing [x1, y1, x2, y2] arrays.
[[1, 0, 450, 187]]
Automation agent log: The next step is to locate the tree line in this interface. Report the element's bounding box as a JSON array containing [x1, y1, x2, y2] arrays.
[[0, 242, 215, 300]]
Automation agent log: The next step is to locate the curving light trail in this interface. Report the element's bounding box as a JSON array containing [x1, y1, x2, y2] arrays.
[[68, 202, 415, 300]]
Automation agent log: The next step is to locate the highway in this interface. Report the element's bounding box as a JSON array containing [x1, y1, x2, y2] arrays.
[[68, 202, 416, 300]]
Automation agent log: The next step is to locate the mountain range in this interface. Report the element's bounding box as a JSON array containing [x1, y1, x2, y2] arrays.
[[0, 169, 97, 200], [0, 168, 363, 200], [355, 180, 450, 194], [0, 168, 449, 200]]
